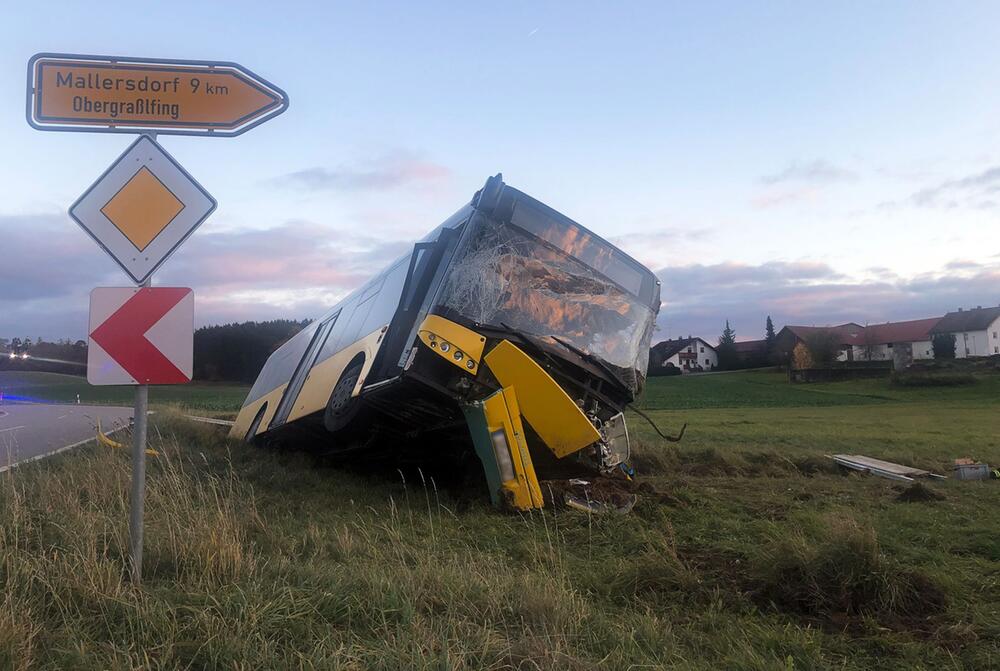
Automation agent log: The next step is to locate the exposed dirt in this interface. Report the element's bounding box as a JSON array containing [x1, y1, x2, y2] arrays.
[[539, 476, 685, 510], [895, 482, 946, 503]]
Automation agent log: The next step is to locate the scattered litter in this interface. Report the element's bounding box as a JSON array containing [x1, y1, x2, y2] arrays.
[[952, 458, 992, 481], [565, 492, 637, 514], [542, 477, 645, 513], [895, 482, 945, 503], [97, 421, 126, 450], [829, 454, 944, 482], [97, 421, 158, 457]]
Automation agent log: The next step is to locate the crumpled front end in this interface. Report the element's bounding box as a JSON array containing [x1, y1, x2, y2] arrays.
[[435, 218, 658, 398]]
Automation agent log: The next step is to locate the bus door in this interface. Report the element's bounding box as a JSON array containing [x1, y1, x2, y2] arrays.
[[373, 228, 457, 380], [269, 311, 340, 428]]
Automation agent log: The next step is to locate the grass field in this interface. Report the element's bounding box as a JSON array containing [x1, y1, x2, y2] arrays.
[[0, 371, 249, 414], [3, 369, 1000, 669]]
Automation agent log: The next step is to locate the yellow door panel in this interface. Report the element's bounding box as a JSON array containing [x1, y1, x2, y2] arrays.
[[481, 386, 544, 510], [483, 340, 601, 458]]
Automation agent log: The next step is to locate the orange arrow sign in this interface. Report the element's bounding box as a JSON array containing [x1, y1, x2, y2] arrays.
[[27, 53, 288, 137]]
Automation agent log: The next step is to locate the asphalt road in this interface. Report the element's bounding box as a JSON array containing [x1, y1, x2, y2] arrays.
[[0, 403, 133, 472]]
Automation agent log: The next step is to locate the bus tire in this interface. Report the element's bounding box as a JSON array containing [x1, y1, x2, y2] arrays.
[[324, 359, 366, 433]]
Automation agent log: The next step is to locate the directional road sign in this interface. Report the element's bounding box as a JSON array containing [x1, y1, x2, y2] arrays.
[[70, 135, 216, 284], [88, 287, 194, 385], [27, 53, 288, 137]]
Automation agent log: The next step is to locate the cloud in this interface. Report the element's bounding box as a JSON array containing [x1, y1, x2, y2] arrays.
[[882, 164, 1000, 210], [750, 186, 820, 210], [655, 258, 1000, 342], [1, 215, 413, 340], [608, 229, 714, 266], [274, 152, 450, 191], [759, 159, 858, 185], [0, 214, 120, 302], [6, 212, 998, 355]]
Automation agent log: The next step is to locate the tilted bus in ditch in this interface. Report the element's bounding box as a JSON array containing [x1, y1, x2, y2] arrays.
[[230, 175, 661, 510]]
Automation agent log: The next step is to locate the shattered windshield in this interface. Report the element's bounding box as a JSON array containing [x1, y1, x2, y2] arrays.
[[436, 217, 658, 394]]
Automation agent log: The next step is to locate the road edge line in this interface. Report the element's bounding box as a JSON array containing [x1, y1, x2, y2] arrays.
[[0, 424, 130, 474]]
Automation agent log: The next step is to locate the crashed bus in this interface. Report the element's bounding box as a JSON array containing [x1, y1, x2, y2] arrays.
[[231, 175, 661, 510]]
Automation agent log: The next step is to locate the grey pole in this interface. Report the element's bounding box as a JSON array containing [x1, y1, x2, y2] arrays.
[[129, 371, 148, 584], [129, 131, 156, 585]]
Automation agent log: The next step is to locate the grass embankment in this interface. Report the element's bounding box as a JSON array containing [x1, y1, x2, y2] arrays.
[[0, 371, 248, 415], [3, 370, 1000, 668]]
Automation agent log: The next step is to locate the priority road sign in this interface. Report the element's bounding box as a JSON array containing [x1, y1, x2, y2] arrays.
[[87, 287, 194, 385], [69, 135, 216, 284], [27, 53, 288, 137]]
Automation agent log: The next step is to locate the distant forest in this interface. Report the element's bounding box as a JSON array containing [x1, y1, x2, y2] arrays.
[[193, 319, 309, 383], [1, 320, 309, 383]]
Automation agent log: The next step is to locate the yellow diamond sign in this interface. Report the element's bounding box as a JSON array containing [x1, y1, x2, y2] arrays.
[[69, 136, 216, 284], [101, 167, 185, 251]]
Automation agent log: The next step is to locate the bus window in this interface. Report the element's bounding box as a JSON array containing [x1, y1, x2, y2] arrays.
[[360, 257, 409, 337], [332, 278, 384, 352], [317, 297, 354, 361]]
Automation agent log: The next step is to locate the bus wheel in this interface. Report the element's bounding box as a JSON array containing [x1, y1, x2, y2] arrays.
[[324, 360, 365, 433]]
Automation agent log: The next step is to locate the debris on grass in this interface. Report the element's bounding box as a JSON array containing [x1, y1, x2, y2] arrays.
[[565, 492, 636, 514], [829, 454, 944, 482], [895, 482, 946, 503], [540, 477, 684, 511], [951, 458, 992, 481]]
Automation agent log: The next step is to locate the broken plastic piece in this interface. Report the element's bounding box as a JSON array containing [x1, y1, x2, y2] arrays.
[[829, 454, 944, 481]]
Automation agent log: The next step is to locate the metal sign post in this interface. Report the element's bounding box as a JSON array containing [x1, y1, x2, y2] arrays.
[[129, 277, 150, 583], [129, 383, 147, 581]]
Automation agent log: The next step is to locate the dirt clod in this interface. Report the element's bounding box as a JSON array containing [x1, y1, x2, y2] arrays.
[[895, 482, 946, 503]]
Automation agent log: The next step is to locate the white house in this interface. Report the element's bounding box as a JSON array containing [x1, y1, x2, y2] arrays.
[[930, 306, 1000, 358], [650, 337, 718, 373], [849, 317, 940, 362]]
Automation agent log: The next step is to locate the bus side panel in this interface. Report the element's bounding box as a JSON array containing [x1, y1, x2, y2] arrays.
[[287, 326, 388, 424], [230, 383, 287, 440]]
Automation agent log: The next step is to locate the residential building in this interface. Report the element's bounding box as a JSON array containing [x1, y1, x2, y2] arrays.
[[851, 317, 940, 361], [733, 339, 769, 367], [650, 337, 718, 373], [930, 306, 1000, 358], [775, 323, 863, 363]]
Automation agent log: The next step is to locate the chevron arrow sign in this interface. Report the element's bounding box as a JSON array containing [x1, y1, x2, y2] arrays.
[[87, 287, 193, 385]]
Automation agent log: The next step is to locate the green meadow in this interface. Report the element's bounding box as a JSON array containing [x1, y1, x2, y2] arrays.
[[3, 369, 999, 669]]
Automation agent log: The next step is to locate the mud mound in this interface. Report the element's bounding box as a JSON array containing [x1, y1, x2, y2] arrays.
[[895, 482, 946, 503]]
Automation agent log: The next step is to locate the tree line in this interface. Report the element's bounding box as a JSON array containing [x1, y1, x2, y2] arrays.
[[193, 319, 309, 383], [2, 321, 309, 383]]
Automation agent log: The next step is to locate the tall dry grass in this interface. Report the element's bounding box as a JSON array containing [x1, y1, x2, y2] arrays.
[[0, 420, 261, 669], [0, 411, 972, 670], [0, 418, 627, 669]]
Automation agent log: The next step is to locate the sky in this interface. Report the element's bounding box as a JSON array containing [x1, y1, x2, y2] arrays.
[[2, 1, 999, 343]]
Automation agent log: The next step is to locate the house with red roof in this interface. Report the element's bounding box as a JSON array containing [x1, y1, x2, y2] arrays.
[[774, 323, 864, 363], [654, 306, 1000, 372], [776, 318, 943, 363], [851, 317, 941, 361]]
